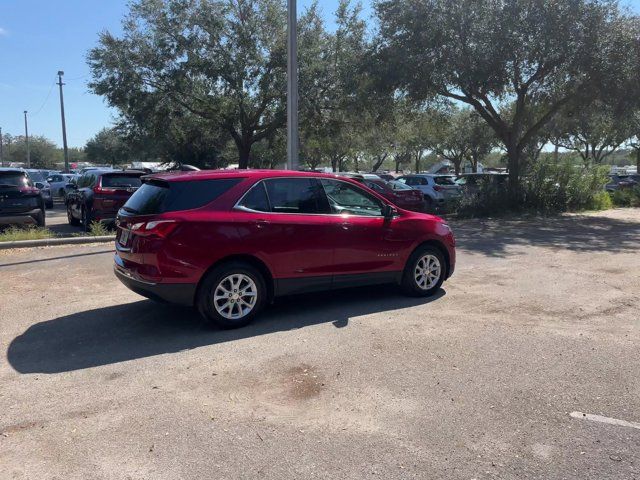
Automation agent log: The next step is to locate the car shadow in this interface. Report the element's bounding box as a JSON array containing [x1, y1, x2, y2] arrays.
[[450, 212, 640, 257], [7, 286, 445, 374]]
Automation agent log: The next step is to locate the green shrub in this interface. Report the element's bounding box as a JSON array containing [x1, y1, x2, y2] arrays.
[[611, 187, 640, 207], [589, 191, 613, 210], [88, 221, 111, 236], [0, 226, 55, 242], [454, 160, 611, 218]]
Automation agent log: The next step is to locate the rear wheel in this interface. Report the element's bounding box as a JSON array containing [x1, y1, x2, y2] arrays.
[[423, 195, 433, 211], [45, 199, 53, 209], [67, 204, 80, 226], [35, 209, 45, 227], [197, 262, 267, 329], [400, 245, 445, 297], [82, 207, 92, 232]]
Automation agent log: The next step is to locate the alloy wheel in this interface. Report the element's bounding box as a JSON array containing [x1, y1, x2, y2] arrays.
[[213, 274, 258, 320], [414, 254, 442, 290]]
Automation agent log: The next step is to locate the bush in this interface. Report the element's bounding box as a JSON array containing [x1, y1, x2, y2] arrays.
[[611, 187, 640, 207], [88, 221, 111, 236], [454, 160, 611, 218]]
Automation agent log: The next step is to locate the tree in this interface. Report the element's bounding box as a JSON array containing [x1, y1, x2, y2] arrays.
[[1, 135, 61, 168], [550, 100, 637, 165], [88, 0, 290, 168], [375, 0, 638, 199], [85, 128, 131, 165]]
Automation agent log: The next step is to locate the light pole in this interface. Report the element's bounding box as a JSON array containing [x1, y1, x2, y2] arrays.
[[24, 111, 30, 168], [286, 0, 299, 170], [57, 71, 70, 173], [0, 126, 3, 167]]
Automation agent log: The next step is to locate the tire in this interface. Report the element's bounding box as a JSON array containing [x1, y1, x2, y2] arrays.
[[82, 207, 92, 232], [400, 245, 446, 297], [35, 209, 46, 227], [197, 261, 267, 329], [423, 195, 434, 211], [58, 188, 65, 198], [67, 204, 80, 226], [46, 200, 53, 209]]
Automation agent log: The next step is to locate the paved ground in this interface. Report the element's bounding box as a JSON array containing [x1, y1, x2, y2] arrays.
[[45, 200, 84, 236], [1, 208, 639, 479]]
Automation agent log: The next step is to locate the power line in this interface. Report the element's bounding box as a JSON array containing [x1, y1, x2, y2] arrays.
[[30, 79, 56, 117]]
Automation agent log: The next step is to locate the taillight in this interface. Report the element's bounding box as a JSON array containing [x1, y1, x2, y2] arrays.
[[93, 186, 116, 194], [19, 186, 40, 194], [130, 220, 178, 238]]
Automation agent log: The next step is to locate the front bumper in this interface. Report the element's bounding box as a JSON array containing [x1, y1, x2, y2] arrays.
[[114, 261, 196, 306]]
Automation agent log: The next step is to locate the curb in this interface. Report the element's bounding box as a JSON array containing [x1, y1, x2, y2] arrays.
[[0, 235, 115, 250]]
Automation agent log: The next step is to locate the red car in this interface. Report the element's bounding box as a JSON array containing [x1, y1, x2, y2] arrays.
[[362, 178, 425, 211], [66, 170, 145, 231], [114, 170, 456, 328]]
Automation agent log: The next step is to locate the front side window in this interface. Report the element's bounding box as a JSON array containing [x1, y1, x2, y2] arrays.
[[263, 178, 331, 214], [320, 179, 384, 216]]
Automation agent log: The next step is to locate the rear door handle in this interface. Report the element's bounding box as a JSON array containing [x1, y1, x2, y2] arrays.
[[254, 219, 270, 228], [340, 222, 351, 230]]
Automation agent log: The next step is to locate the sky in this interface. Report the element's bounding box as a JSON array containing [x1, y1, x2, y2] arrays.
[[0, 0, 637, 148]]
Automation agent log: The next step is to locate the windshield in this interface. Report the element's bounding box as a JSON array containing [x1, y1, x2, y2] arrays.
[[26, 171, 46, 182], [389, 180, 413, 191]]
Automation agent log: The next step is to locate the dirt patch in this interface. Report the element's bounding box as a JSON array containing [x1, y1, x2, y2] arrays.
[[284, 364, 325, 400]]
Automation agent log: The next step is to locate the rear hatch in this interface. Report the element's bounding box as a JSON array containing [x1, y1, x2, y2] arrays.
[[433, 176, 461, 198], [0, 171, 41, 214], [93, 172, 144, 217]]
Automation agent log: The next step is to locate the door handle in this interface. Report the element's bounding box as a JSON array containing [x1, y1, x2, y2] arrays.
[[340, 222, 351, 230], [254, 219, 270, 229]]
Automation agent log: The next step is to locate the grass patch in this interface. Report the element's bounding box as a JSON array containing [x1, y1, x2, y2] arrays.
[[0, 226, 56, 242]]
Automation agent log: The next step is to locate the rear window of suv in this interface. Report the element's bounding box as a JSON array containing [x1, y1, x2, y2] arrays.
[[101, 175, 142, 188], [0, 172, 31, 188], [122, 178, 242, 215]]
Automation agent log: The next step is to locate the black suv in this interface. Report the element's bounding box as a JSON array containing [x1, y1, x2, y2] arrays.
[[0, 168, 46, 227]]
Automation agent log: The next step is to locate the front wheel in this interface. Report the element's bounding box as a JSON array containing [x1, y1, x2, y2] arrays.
[[82, 207, 92, 232], [67, 204, 80, 226], [197, 262, 267, 329], [400, 246, 445, 297]]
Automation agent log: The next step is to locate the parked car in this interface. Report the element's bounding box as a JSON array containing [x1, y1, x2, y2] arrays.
[[455, 173, 508, 195], [0, 168, 46, 227], [362, 178, 425, 211], [66, 170, 145, 231], [396, 174, 462, 208], [24, 169, 53, 208], [606, 174, 638, 192], [114, 170, 456, 328], [375, 173, 396, 182], [46, 173, 73, 198]]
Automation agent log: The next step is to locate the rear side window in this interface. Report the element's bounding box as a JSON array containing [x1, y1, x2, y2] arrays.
[[101, 175, 142, 188], [122, 178, 241, 215], [238, 182, 270, 212], [0, 172, 30, 188], [434, 176, 455, 185], [263, 178, 331, 214]]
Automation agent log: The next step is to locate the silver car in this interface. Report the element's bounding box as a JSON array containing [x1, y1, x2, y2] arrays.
[[25, 169, 53, 209], [396, 174, 462, 208]]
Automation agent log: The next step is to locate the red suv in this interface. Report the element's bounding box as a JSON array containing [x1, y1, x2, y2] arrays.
[[114, 170, 455, 328]]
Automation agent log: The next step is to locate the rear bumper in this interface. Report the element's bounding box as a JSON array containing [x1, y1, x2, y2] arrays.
[[114, 260, 196, 306], [0, 209, 42, 225]]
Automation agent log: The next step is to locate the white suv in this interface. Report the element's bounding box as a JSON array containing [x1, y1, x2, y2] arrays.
[[396, 174, 461, 208]]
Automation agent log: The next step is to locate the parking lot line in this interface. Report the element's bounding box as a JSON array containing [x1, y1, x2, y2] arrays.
[[570, 411, 640, 430]]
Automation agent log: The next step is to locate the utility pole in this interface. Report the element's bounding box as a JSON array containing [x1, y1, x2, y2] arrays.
[[0, 126, 3, 167], [57, 71, 70, 173], [286, 0, 299, 170], [24, 111, 30, 168]]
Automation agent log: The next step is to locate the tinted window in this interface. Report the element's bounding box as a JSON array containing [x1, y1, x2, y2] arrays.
[[434, 176, 455, 185], [122, 178, 241, 215], [390, 180, 413, 191], [320, 179, 383, 216], [26, 171, 46, 182], [238, 181, 270, 212], [364, 180, 386, 193], [0, 172, 30, 188], [101, 175, 142, 188], [263, 178, 331, 214]]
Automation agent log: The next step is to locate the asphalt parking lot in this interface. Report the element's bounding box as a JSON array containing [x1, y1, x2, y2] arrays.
[[1, 208, 639, 479]]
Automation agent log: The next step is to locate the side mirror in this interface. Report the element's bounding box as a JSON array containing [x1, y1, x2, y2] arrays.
[[382, 204, 397, 219], [35, 182, 45, 189]]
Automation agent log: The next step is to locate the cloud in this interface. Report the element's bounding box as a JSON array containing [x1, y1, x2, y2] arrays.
[[0, 27, 8, 37]]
